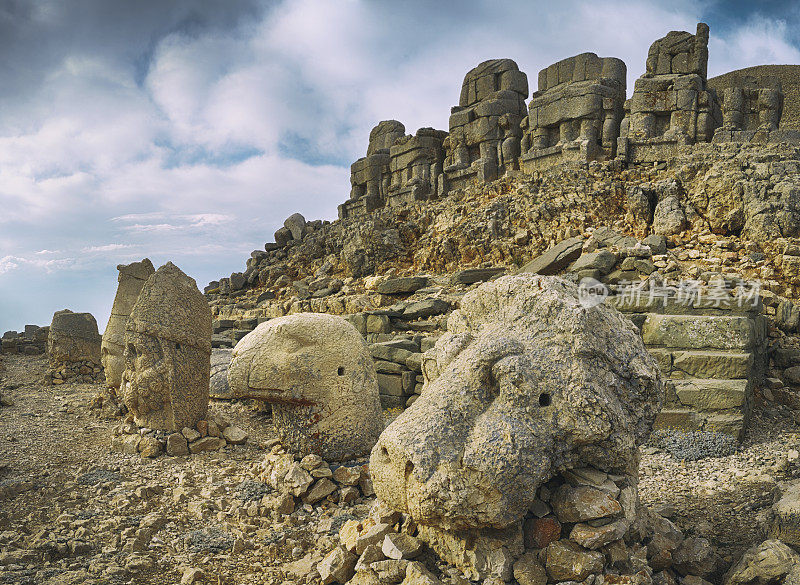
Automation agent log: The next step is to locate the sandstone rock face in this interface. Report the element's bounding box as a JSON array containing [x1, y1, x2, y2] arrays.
[[371, 274, 662, 531], [120, 262, 212, 432], [101, 259, 155, 389], [228, 313, 383, 461], [724, 540, 799, 585]]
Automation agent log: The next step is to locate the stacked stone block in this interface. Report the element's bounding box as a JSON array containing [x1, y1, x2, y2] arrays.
[[1, 326, 48, 355], [611, 295, 765, 440], [521, 53, 626, 171], [619, 23, 722, 163], [442, 59, 528, 191], [386, 128, 447, 207], [46, 310, 104, 384]]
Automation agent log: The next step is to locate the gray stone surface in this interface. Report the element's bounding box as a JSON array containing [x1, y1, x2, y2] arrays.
[[371, 274, 662, 532], [120, 262, 212, 432], [101, 259, 154, 389], [228, 313, 383, 461], [209, 348, 233, 399], [519, 236, 584, 275], [48, 310, 102, 366]]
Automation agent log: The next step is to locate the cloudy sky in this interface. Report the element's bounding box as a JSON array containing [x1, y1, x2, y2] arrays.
[[1, 0, 799, 333]]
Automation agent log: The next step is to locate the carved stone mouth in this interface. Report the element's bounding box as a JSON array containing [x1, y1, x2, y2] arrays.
[[244, 386, 316, 407]]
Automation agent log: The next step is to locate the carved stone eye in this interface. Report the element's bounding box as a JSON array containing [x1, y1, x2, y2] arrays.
[[539, 393, 552, 407]]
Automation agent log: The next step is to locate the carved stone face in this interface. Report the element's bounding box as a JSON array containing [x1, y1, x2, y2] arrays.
[[121, 332, 169, 422], [369, 275, 662, 532], [228, 313, 384, 461]]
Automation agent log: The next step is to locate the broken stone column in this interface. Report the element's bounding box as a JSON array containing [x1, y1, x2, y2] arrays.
[[443, 59, 528, 193], [369, 274, 663, 579], [47, 310, 103, 384], [228, 312, 383, 461], [619, 23, 722, 163], [520, 53, 626, 172], [101, 258, 155, 389], [120, 262, 212, 432]]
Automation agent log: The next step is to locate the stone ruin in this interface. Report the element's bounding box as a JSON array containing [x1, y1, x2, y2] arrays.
[[101, 258, 154, 389], [46, 309, 103, 385], [228, 312, 383, 461], [369, 274, 664, 579], [520, 53, 626, 171], [120, 262, 212, 432], [1, 325, 47, 356], [618, 23, 722, 163], [712, 74, 800, 144], [443, 59, 528, 191], [339, 122, 447, 219]]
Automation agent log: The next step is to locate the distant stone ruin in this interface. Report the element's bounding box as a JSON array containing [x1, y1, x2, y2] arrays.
[[46, 309, 103, 385], [521, 53, 626, 171], [337, 22, 800, 219]]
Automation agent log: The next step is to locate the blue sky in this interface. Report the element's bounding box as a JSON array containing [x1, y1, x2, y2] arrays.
[[1, 0, 799, 333]]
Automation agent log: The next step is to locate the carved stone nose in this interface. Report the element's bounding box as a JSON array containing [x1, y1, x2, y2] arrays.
[[370, 436, 413, 513]]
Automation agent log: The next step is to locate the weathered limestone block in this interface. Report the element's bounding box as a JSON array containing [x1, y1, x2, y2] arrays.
[[641, 314, 756, 350], [228, 312, 383, 461], [101, 259, 154, 389], [47, 309, 103, 383], [370, 274, 662, 577], [521, 53, 626, 171], [724, 540, 799, 585], [443, 59, 528, 191], [209, 348, 233, 399], [619, 23, 722, 163], [713, 75, 790, 143], [771, 479, 800, 547], [120, 262, 212, 431]]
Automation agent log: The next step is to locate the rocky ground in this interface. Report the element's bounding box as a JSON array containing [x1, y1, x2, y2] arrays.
[[0, 354, 798, 584]]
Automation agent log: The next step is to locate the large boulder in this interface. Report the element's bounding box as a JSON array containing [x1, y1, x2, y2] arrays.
[[370, 274, 663, 532], [101, 259, 154, 389], [724, 540, 799, 585], [120, 262, 212, 431], [228, 313, 383, 461]]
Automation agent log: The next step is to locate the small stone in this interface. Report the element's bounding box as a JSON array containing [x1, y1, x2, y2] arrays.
[[545, 540, 604, 582], [188, 436, 225, 453], [551, 484, 623, 523], [524, 517, 561, 549], [318, 546, 357, 584], [304, 478, 337, 504], [138, 436, 162, 458], [166, 433, 189, 456], [182, 427, 201, 442], [340, 519, 363, 553], [181, 567, 205, 584], [514, 552, 547, 585], [382, 532, 423, 560], [403, 561, 442, 585], [356, 523, 394, 555], [300, 454, 324, 470], [340, 486, 360, 504], [222, 426, 248, 445], [333, 465, 362, 486], [371, 559, 409, 581]]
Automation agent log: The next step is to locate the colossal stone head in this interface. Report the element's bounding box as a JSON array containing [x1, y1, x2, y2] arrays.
[[101, 258, 154, 389], [120, 262, 211, 431], [228, 313, 383, 461], [370, 274, 662, 531], [48, 309, 102, 365]]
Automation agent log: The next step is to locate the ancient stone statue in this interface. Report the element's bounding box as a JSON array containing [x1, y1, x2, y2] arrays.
[[620, 23, 722, 163], [228, 312, 383, 461], [443, 59, 528, 191], [387, 128, 447, 204], [120, 262, 212, 431], [47, 309, 103, 384], [520, 53, 626, 171], [101, 258, 154, 389], [370, 274, 662, 572]]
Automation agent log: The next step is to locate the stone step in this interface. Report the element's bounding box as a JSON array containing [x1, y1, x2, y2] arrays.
[[654, 408, 746, 440], [641, 314, 758, 350], [648, 349, 753, 379], [669, 378, 749, 411]]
